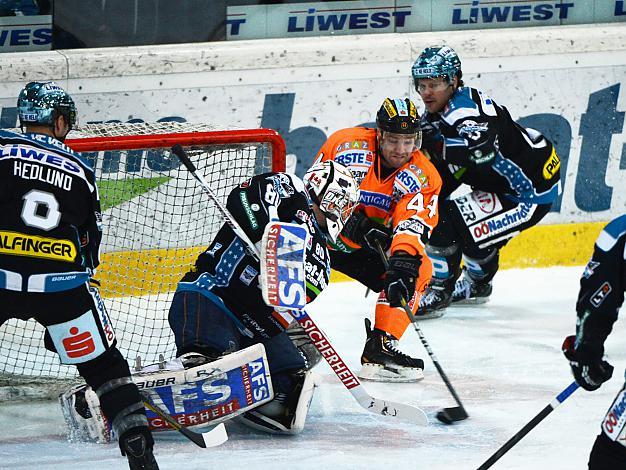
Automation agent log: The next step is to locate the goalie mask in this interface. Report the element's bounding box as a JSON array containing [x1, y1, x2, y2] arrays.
[[303, 161, 360, 243]]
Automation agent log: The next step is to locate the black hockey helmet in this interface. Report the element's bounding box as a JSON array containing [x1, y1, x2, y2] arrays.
[[376, 98, 420, 135]]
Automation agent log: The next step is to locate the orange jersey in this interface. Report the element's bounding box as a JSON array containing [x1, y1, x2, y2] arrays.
[[316, 127, 442, 258]]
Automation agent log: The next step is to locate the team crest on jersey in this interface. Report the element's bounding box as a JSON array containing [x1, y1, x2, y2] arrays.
[[457, 120, 489, 141]]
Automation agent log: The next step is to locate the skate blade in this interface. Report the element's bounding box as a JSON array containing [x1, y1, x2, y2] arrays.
[[413, 309, 446, 320], [357, 363, 424, 383], [451, 297, 490, 307]]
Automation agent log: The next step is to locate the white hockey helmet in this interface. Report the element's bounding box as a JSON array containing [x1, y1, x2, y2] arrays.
[[303, 160, 360, 243]]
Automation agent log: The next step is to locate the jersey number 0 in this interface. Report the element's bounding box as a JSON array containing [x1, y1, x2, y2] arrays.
[[21, 189, 62, 231]]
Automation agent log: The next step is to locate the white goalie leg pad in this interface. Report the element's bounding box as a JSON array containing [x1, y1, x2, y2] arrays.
[[357, 363, 424, 383], [136, 343, 274, 432], [237, 370, 317, 435], [290, 370, 317, 433], [59, 383, 111, 443]]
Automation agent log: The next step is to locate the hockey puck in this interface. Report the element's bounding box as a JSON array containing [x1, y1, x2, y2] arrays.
[[436, 406, 469, 424], [436, 410, 453, 424]]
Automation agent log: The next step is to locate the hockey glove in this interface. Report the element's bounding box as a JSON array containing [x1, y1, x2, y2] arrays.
[[562, 335, 613, 391], [342, 211, 392, 252], [384, 254, 421, 308]]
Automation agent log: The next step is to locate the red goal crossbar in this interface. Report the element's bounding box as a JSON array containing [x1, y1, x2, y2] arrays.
[[66, 128, 286, 172]]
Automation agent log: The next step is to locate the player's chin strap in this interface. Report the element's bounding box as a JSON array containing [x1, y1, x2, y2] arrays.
[[375, 241, 469, 425], [171, 144, 428, 426]]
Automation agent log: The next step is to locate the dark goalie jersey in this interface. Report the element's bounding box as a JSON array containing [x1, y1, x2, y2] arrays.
[[176, 172, 331, 338], [0, 130, 101, 292], [421, 87, 561, 204], [575, 215, 626, 357]]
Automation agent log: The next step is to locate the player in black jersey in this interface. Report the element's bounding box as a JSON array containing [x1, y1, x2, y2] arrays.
[[168, 160, 360, 433], [0, 82, 158, 469], [562, 215, 626, 469], [411, 45, 561, 317]]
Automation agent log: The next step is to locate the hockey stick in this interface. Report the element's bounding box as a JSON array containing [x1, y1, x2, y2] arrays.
[[172, 144, 428, 426], [142, 392, 228, 448], [476, 381, 579, 469], [376, 242, 469, 424]]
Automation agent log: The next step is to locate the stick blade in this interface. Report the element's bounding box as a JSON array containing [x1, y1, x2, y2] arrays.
[[203, 423, 228, 447], [182, 423, 228, 448], [436, 406, 469, 424], [362, 397, 429, 426]]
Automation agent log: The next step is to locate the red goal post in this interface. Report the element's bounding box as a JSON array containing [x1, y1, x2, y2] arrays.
[[0, 123, 286, 398]]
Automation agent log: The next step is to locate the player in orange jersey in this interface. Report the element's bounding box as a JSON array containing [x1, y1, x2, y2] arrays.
[[311, 97, 442, 382]]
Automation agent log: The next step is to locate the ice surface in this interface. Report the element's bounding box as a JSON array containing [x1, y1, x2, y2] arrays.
[[0, 266, 622, 469]]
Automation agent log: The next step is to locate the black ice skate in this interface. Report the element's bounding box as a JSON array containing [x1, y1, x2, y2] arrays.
[[120, 429, 159, 470], [450, 269, 493, 305], [358, 318, 424, 382]]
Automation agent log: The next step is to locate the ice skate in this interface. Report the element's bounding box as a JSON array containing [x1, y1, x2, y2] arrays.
[[416, 280, 454, 319], [358, 318, 424, 382], [450, 269, 492, 305]]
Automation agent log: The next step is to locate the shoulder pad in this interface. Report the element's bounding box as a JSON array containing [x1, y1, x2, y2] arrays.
[[442, 87, 480, 125], [596, 215, 626, 253]]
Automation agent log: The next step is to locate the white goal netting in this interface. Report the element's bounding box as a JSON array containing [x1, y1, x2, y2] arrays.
[[0, 123, 285, 399]]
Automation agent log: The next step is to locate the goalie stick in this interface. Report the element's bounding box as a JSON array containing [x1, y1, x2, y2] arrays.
[[142, 392, 228, 448], [476, 381, 579, 469], [375, 242, 469, 425], [172, 144, 428, 426]]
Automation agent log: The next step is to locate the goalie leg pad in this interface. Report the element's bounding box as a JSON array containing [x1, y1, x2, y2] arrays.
[[60, 344, 274, 440], [237, 370, 316, 435], [137, 343, 274, 431], [59, 383, 111, 443]]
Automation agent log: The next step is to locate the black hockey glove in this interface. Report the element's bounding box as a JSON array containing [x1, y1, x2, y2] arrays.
[[562, 335, 613, 392], [383, 254, 421, 308], [342, 211, 392, 252]]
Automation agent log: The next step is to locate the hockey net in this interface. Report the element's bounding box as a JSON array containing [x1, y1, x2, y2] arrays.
[[0, 123, 285, 399]]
